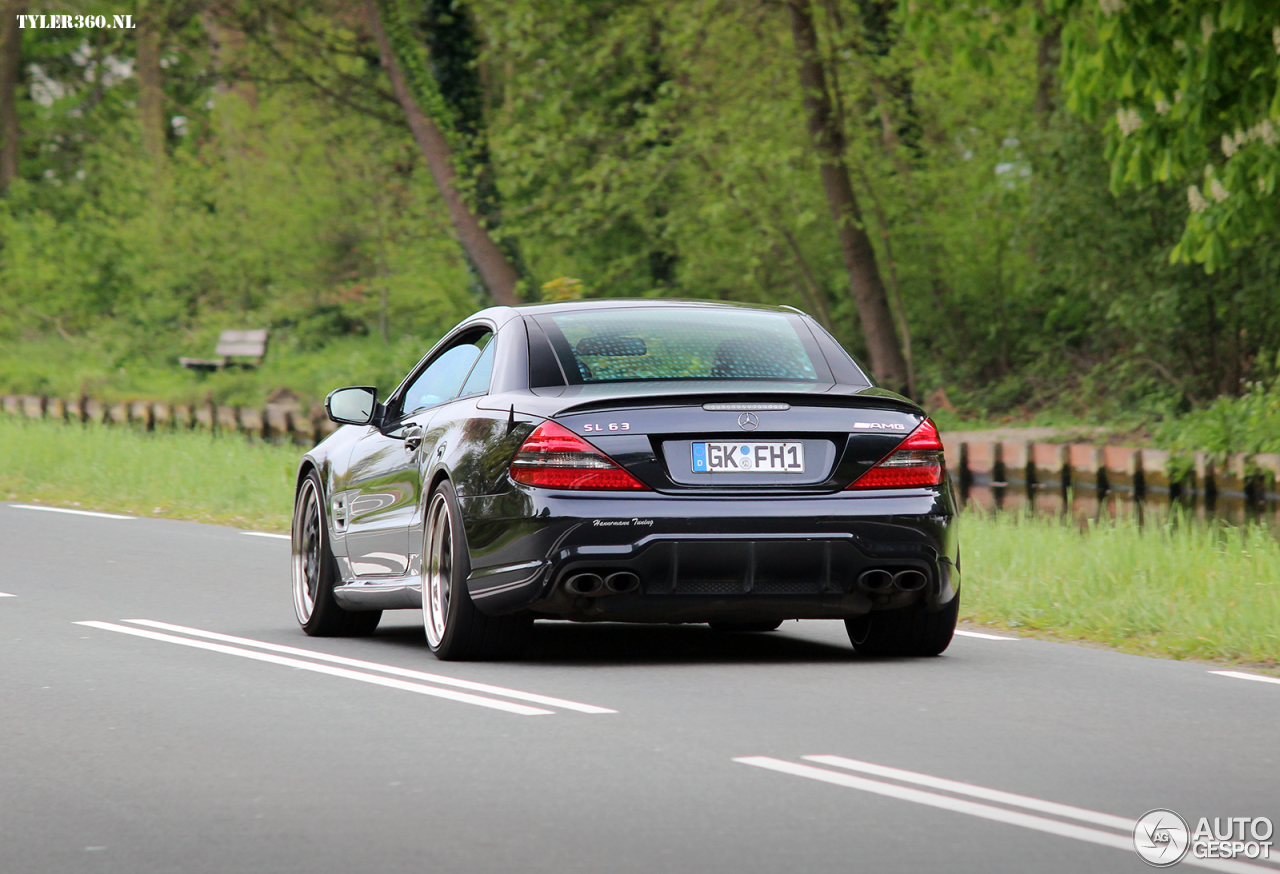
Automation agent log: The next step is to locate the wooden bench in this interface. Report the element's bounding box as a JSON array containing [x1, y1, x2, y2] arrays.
[[179, 329, 269, 372]]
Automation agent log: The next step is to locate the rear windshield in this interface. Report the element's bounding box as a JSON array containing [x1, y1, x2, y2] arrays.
[[529, 308, 829, 385]]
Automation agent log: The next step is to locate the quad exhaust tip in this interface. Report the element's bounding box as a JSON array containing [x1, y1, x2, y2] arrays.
[[564, 573, 604, 596], [563, 571, 642, 597], [857, 569, 895, 592], [856, 568, 929, 593], [893, 569, 928, 592], [605, 571, 640, 594]]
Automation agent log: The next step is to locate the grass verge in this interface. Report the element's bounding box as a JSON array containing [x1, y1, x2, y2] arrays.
[[0, 416, 296, 532], [964, 511, 1280, 667]]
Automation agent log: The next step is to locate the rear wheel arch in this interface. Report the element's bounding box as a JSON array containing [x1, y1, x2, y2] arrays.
[[426, 468, 453, 507]]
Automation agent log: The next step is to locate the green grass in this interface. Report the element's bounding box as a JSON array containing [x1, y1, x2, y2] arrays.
[[0, 333, 443, 409], [0, 415, 297, 532], [4, 414, 1278, 667], [964, 511, 1280, 667]]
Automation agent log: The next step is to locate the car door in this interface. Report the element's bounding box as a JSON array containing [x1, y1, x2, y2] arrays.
[[344, 327, 494, 577]]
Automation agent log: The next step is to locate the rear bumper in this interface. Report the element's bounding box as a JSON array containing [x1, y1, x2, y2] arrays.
[[460, 486, 959, 622]]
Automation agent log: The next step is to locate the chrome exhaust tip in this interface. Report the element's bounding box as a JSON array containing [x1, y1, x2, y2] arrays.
[[857, 569, 895, 592], [893, 570, 928, 592], [564, 573, 604, 596], [604, 571, 640, 594]]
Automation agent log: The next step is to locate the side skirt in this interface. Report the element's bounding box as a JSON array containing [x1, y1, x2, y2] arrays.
[[333, 577, 421, 611]]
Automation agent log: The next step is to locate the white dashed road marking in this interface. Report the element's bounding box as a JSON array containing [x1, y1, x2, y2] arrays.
[[10, 504, 134, 519], [954, 629, 1017, 640], [78, 621, 552, 715], [241, 531, 290, 540], [802, 755, 1132, 830], [0, 592, 15, 597], [123, 619, 615, 714], [1210, 670, 1280, 688], [78, 619, 616, 716], [735, 756, 1275, 874]]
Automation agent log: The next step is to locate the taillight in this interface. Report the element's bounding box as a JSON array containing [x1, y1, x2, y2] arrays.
[[846, 419, 944, 489], [510, 421, 649, 490]]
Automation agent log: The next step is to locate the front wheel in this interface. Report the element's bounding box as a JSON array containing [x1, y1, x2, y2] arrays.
[[421, 480, 531, 661], [845, 595, 958, 657], [292, 471, 381, 637]]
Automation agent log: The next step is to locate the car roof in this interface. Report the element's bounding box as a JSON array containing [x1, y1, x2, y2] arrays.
[[511, 298, 804, 317]]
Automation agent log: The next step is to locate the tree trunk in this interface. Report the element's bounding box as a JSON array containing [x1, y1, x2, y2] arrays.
[[1033, 14, 1062, 126], [0, 2, 24, 194], [365, 0, 520, 307], [136, 4, 166, 160], [788, 0, 909, 393]]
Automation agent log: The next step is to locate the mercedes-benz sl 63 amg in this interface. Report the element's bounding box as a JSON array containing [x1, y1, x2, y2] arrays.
[[291, 300, 959, 659]]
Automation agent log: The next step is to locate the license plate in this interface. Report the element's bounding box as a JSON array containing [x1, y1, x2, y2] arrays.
[[691, 442, 804, 473]]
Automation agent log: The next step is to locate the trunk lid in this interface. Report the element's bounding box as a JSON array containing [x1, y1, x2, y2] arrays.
[[488, 388, 926, 493]]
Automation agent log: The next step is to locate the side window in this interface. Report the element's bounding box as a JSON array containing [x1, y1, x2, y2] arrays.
[[459, 338, 495, 397], [402, 330, 492, 415]]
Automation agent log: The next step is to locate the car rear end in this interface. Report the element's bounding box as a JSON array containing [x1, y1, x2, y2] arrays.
[[463, 302, 959, 628]]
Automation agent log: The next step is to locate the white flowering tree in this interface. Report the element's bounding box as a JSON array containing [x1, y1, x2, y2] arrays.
[[1063, 0, 1280, 271]]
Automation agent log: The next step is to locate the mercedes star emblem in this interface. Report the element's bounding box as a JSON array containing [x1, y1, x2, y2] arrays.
[[737, 412, 759, 431]]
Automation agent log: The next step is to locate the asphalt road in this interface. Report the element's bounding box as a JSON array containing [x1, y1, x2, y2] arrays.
[[2, 502, 1278, 874]]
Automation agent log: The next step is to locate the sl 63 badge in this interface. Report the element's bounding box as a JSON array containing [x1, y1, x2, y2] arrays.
[[582, 422, 631, 432]]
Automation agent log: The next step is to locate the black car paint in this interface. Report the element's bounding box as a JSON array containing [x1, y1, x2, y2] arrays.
[[297, 301, 958, 624]]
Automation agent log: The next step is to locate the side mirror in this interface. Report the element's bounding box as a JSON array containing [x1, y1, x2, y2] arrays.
[[325, 386, 379, 426]]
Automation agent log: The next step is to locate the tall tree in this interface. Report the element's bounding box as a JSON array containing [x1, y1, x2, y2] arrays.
[[366, 0, 520, 306], [1032, 5, 1062, 125], [0, 1, 23, 193], [136, 2, 166, 160], [788, 0, 909, 393]]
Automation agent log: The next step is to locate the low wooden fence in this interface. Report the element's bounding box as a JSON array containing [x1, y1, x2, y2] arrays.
[[4, 392, 1279, 502], [0, 393, 339, 446], [940, 436, 1280, 505]]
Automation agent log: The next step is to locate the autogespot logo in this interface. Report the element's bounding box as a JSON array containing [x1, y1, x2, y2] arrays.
[[1134, 809, 1190, 867], [1134, 809, 1275, 866]]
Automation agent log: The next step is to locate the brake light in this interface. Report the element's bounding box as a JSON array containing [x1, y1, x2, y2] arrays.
[[846, 418, 944, 489], [510, 421, 649, 490]]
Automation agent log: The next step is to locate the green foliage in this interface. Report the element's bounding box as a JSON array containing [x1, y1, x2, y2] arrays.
[[1, 22, 474, 399], [1062, 0, 1280, 270], [2, 0, 1279, 424], [1155, 377, 1280, 456]]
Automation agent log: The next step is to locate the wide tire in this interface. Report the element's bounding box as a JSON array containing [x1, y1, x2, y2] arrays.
[[292, 471, 382, 637], [708, 620, 784, 633], [422, 480, 532, 661], [846, 595, 958, 657]]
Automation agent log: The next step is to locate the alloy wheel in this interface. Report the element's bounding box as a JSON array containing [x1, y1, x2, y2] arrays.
[[292, 479, 322, 624], [423, 492, 453, 648]]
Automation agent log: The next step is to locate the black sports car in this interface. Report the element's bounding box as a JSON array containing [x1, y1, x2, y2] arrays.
[[292, 300, 959, 659]]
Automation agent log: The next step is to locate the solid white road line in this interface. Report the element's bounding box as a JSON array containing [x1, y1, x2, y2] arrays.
[[77, 621, 553, 716], [241, 531, 291, 540], [123, 618, 616, 715], [1210, 670, 1280, 687], [802, 755, 1133, 831], [735, 758, 1274, 874], [10, 504, 134, 520], [954, 629, 1017, 641], [0, 592, 15, 597]]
